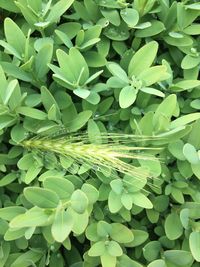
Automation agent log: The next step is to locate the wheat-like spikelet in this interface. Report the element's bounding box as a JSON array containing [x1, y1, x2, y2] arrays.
[[20, 133, 162, 181]]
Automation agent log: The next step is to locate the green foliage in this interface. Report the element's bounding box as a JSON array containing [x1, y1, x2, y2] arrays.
[[0, 0, 200, 266]]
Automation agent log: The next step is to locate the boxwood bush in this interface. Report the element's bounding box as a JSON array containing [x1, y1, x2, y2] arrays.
[[0, 0, 200, 266]]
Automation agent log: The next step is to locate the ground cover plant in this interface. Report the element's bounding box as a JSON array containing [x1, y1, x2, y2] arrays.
[[1, 0, 200, 266]]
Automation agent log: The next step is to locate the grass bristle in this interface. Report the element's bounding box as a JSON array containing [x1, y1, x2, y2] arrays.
[[20, 132, 162, 182]]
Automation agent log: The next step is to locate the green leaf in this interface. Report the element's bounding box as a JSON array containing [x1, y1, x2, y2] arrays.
[[139, 157, 161, 177], [17, 153, 35, 171], [97, 0, 120, 8], [43, 177, 74, 200], [76, 30, 85, 47], [132, 192, 153, 209], [85, 51, 106, 67], [0, 115, 16, 130], [171, 187, 184, 204], [16, 107, 47, 120], [128, 41, 158, 77], [0, 0, 20, 12], [74, 88, 90, 99], [120, 8, 139, 28], [184, 23, 200, 35], [101, 9, 120, 26], [121, 193, 133, 210], [183, 143, 199, 164], [11, 124, 27, 143], [108, 191, 122, 213], [55, 30, 73, 48], [49, 252, 64, 266], [35, 44, 53, 79], [186, 3, 200, 10], [0, 206, 26, 221], [88, 241, 106, 257], [86, 223, 98, 241], [4, 228, 25, 241], [71, 189, 88, 214], [14, 1, 38, 25], [64, 110, 92, 132], [164, 35, 193, 47], [140, 87, 165, 98], [135, 20, 165, 37], [80, 38, 100, 50], [4, 18, 26, 56], [107, 76, 127, 88], [134, 22, 152, 29], [73, 1, 91, 22], [164, 213, 183, 240], [88, 119, 102, 144], [154, 94, 177, 126], [110, 223, 134, 243], [119, 86, 137, 108], [46, 0, 75, 23], [147, 260, 166, 267], [26, 0, 42, 15], [181, 55, 200, 69], [0, 62, 32, 82], [0, 242, 10, 267], [86, 91, 100, 105], [104, 25, 129, 41], [10, 207, 52, 228], [5, 79, 22, 110], [106, 241, 123, 257], [119, 255, 143, 267], [164, 250, 194, 266], [168, 140, 186, 160], [85, 70, 103, 84], [171, 80, 200, 92], [177, 160, 193, 179], [34, 37, 53, 51], [51, 209, 73, 242], [10, 249, 43, 267], [41, 86, 59, 113], [110, 179, 123, 195], [24, 165, 42, 184], [191, 99, 200, 110], [0, 40, 22, 59], [171, 113, 200, 129], [34, 21, 50, 28], [47, 105, 58, 121], [143, 241, 161, 261], [50, 68, 74, 89], [153, 196, 169, 212], [71, 209, 89, 235], [68, 47, 89, 84], [81, 183, 99, 204], [192, 163, 200, 180], [56, 48, 89, 85], [101, 252, 116, 267], [107, 62, 129, 83], [125, 230, 148, 247], [146, 209, 159, 224], [24, 187, 60, 209], [189, 231, 200, 262], [97, 221, 112, 237], [0, 173, 17, 187], [0, 65, 7, 98], [138, 65, 169, 86]]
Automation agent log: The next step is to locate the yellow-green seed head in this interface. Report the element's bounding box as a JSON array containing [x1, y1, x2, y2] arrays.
[[21, 133, 161, 181]]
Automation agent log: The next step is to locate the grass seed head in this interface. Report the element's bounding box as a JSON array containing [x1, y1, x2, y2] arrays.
[[21, 133, 161, 182]]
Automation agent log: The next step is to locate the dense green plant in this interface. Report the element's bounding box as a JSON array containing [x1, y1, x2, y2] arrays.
[[1, 0, 200, 266]]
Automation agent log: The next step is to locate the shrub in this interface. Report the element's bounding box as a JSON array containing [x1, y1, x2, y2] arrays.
[[0, 1, 200, 266]]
